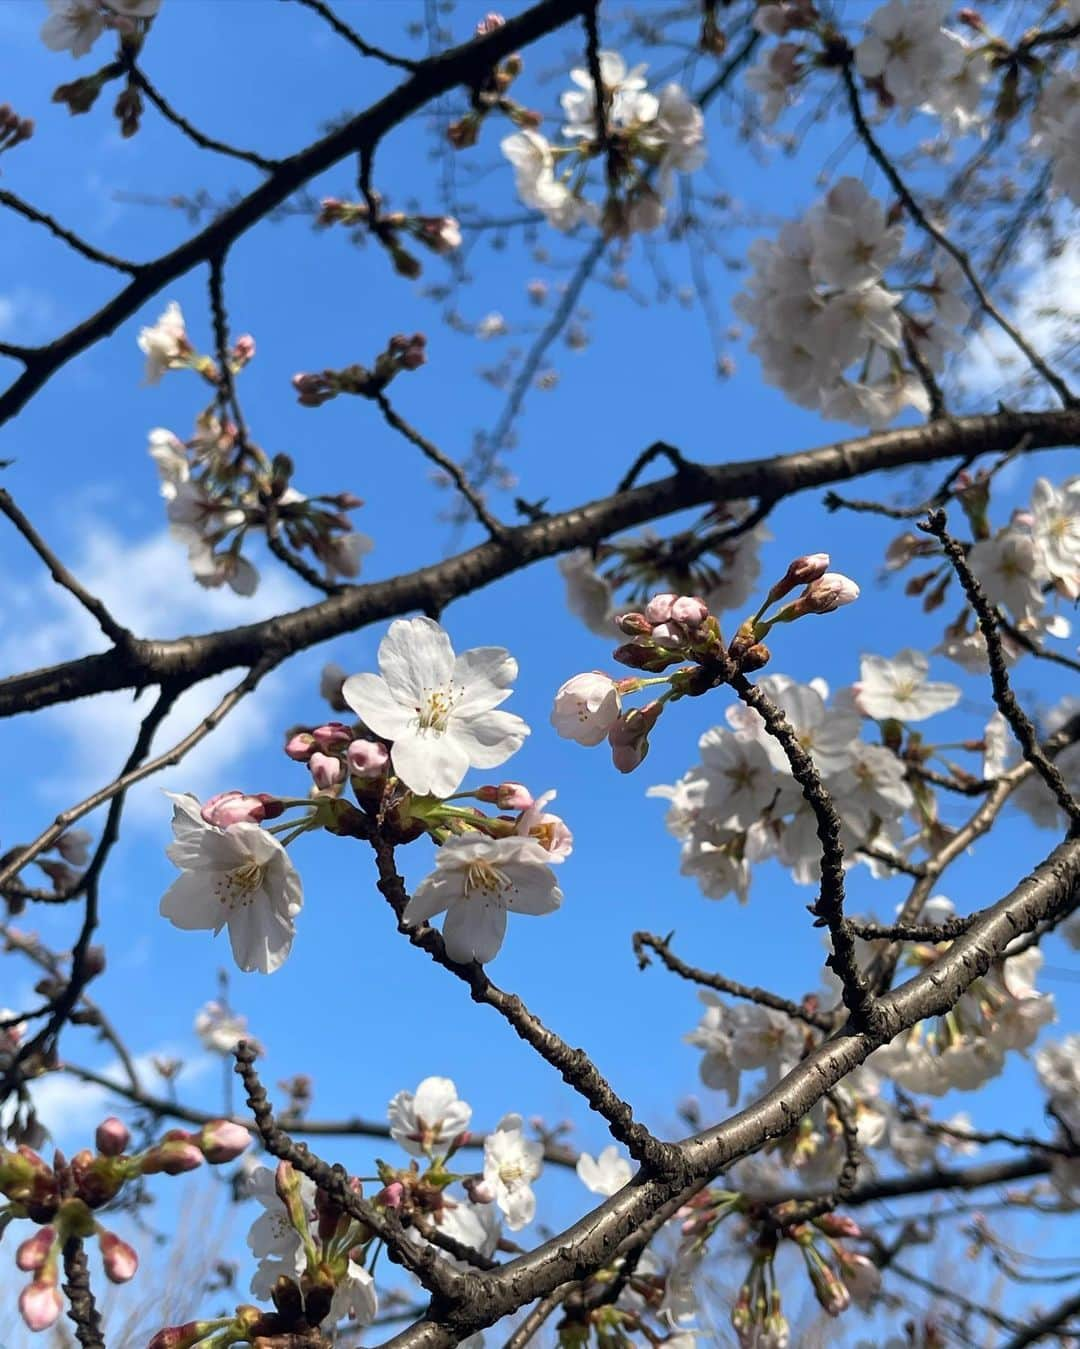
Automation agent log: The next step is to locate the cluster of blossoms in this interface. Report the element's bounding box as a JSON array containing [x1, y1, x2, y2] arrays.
[[1031, 63, 1080, 204], [734, 178, 969, 427], [870, 925, 1055, 1094], [500, 49, 706, 236], [883, 472, 1079, 675], [139, 303, 372, 594], [2, 1113, 249, 1332], [558, 500, 773, 641], [161, 617, 571, 971]]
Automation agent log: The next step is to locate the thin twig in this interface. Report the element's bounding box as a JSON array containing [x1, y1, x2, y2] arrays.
[[127, 65, 280, 171], [999, 1291, 1080, 1349], [288, 0, 418, 70], [632, 931, 832, 1031], [373, 391, 506, 539], [0, 189, 140, 274], [0, 488, 133, 646], [841, 61, 1076, 409], [371, 836, 680, 1174], [923, 508, 1080, 830]]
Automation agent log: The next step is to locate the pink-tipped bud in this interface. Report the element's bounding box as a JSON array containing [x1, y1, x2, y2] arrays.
[[476, 781, 533, 810], [607, 701, 664, 774], [309, 752, 345, 790], [99, 1230, 138, 1283], [787, 552, 830, 584], [346, 739, 389, 779], [475, 12, 505, 35], [201, 792, 283, 828], [378, 1180, 405, 1209], [801, 572, 860, 613], [140, 1140, 204, 1176], [814, 1213, 862, 1238], [95, 1117, 130, 1158], [311, 722, 352, 751], [232, 335, 256, 364], [285, 731, 316, 761], [19, 1280, 62, 1331], [16, 1226, 55, 1272], [670, 595, 709, 627], [293, 371, 338, 407], [644, 593, 677, 624], [198, 1120, 252, 1164], [148, 1321, 218, 1349]]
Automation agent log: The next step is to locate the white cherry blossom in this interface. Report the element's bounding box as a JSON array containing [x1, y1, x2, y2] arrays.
[[388, 1076, 472, 1157], [807, 178, 905, 290], [342, 617, 529, 799], [433, 1199, 501, 1270], [853, 649, 961, 722], [402, 834, 562, 964], [560, 50, 657, 137], [576, 1145, 632, 1196], [854, 0, 962, 109], [685, 993, 741, 1102], [482, 1113, 544, 1230], [194, 1000, 255, 1055], [137, 301, 190, 384], [558, 549, 616, 635], [1029, 476, 1080, 600], [41, 0, 105, 56], [967, 530, 1048, 624], [551, 671, 622, 746], [699, 728, 789, 828], [159, 793, 303, 974]]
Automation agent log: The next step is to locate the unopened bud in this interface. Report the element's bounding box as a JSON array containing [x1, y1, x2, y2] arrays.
[[99, 1230, 139, 1283], [801, 572, 859, 613], [608, 701, 664, 774], [284, 731, 316, 761], [644, 593, 677, 624], [19, 1280, 62, 1332], [309, 752, 345, 790], [475, 12, 505, 35], [311, 722, 352, 751], [16, 1226, 55, 1273], [140, 1140, 203, 1176], [198, 1120, 252, 1164], [346, 739, 389, 779], [201, 792, 283, 828], [95, 1118, 130, 1158], [670, 595, 709, 627]]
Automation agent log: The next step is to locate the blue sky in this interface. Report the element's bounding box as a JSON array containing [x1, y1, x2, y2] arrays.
[[1, 0, 1078, 1342]]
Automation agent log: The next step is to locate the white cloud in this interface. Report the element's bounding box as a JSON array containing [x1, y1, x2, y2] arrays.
[[955, 235, 1080, 400], [1, 524, 311, 822], [0, 287, 60, 343]]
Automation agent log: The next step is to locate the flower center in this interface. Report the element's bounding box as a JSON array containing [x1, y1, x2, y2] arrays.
[[499, 1162, 526, 1185], [214, 858, 265, 910], [463, 860, 511, 899], [414, 686, 458, 736]]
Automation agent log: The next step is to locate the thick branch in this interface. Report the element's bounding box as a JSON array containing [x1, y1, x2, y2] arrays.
[[4, 409, 1077, 719]]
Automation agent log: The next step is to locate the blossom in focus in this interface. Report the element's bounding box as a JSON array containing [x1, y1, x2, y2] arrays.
[[388, 1075, 473, 1156], [402, 834, 562, 964], [550, 672, 622, 746], [342, 617, 529, 799], [853, 649, 961, 722], [159, 793, 303, 974], [482, 1113, 544, 1230]]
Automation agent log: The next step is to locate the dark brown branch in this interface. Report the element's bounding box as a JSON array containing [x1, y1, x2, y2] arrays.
[[371, 836, 680, 1174], [632, 930, 832, 1031], [0, 487, 133, 647], [841, 61, 1076, 409], [289, 0, 419, 70], [0, 189, 140, 275], [0, 0, 591, 432], [728, 671, 878, 1030], [1000, 1290, 1080, 1349], [62, 1238, 105, 1349], [5, 408, 1077, 720], [373, 391, 506, 540], [125, 64, 280, 172], [234, 1043, 467, 1300], [848, 913, 977, 941], [923, 509, 1080, 830]]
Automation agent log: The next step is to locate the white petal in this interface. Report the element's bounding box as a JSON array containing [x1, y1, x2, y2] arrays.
[[450, 709, 530, 769], [159, 872, 223, 932], [452, 646, 518, 714], [442, 897, 508, 963], [341, 672, 412, 739], [378, 616, 455, 703], [403, 871, 457, 925], [391, 730, 471, 798], [501, 861, 563, 915]]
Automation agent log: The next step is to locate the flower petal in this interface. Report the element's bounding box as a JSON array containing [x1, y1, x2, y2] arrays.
[[442, 897, 508, 964], [341, 672, 413, 740], [378, 616, 455, 703], [450, 709, 530, 769], [391, 729, 471, 798]]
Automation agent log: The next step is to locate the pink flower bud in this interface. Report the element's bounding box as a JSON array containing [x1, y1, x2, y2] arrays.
[[148, 1322, 218, 1349], [475, 12, 505, 35], [644, 593, 677, 624], [95, 1117, 130, 1158], [607, 701, 663, 774], [649, 621, 687, 649], [801, 572, 860, 613], [670, 595, 709, 627], [16, 1226, 55, 1272], [346, 739, 389, 779], [140, 1140, 204, 1176], [19, 1280, 62, 1331], [198, 1120, 252, 1164], [376, 1180, 404, 1209], [293, 371, 338, 407], [311, 722, 352, 751], [201, 792, 283, 828], [284, 731, 316, 761], [476, 782, 533, 810], [99, 1230, 139, 1283], [232, 335, 256, 364], [309, 751, 345, 790], [787, 552, 830, 584]]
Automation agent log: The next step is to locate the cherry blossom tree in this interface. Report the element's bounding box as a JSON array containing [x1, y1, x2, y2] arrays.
[[1, 1, 1080, 1348]]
